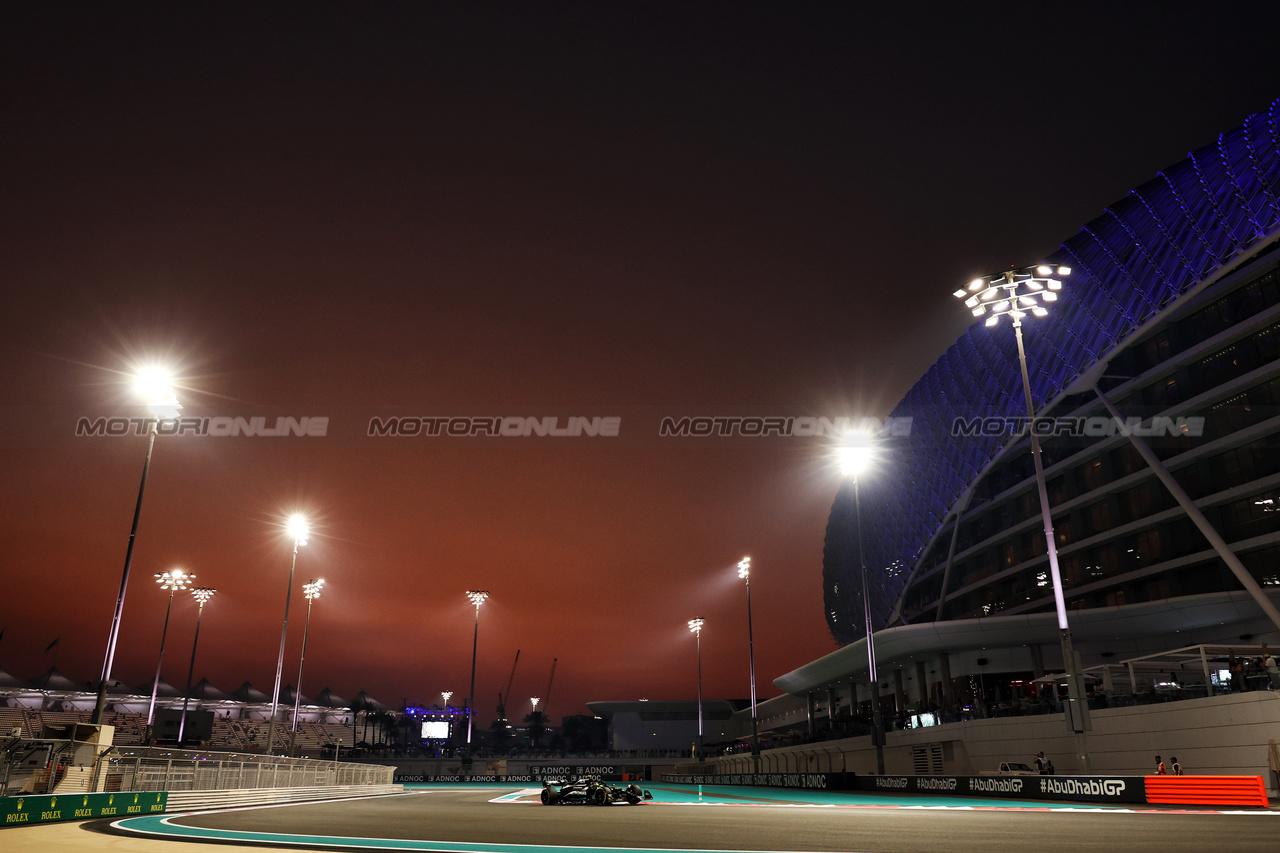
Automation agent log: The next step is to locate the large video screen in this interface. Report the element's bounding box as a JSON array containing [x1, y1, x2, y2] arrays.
[[421, 720, 450, 740]]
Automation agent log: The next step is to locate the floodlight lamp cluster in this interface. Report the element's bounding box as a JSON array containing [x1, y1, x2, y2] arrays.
[[132, 367, 183, 418], [155, 569, 192, 591], [287, 515, 310, 546], [467, 590, 490, 609], [303, 578, 325, 600], [441, 691, 453, 704], [737, 556, 751, 580], [837, 432, 878, 477], [688, 617, 705, 635], [191, 588, 216, 605], [530, 697, 540, 710], [952, 264, 1071, 327]]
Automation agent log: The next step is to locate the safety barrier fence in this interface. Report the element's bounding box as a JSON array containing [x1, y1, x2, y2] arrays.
[[102, 746, 393, 792], [393, 773, 647, 783], [1144, 775, 1269, 808]]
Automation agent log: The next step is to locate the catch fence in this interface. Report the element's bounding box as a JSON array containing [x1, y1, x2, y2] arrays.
[[102, 746, 393, 793]]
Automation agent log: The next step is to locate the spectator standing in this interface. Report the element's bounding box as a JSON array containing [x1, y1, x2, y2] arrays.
[[1228, 651, 1245, 692], [1171, 756, 1182, 775], [1265, 649, 1280, 690], [1155, 755, 1167, 775], [1034, 751, 1047, 774]]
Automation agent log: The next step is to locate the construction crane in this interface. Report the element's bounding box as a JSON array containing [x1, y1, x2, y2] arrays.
[[542, 658, 557, 718], [496, 649, 520, 721]]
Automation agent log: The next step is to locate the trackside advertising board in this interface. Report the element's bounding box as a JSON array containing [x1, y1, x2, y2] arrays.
[[395, 770, 641, 783], [856, 774, 1147, 804], [2, 791, 168, 827], [660, 773, 1148, 805], [663, 773, 853, 790]]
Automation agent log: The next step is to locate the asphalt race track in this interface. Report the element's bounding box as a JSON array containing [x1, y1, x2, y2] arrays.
[[98, 783, 1280, 853]]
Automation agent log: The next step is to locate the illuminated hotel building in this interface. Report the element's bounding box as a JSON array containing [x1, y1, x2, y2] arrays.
[[780, 99, 1280, 711]]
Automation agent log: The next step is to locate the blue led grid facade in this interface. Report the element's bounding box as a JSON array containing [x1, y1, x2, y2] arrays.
[[824, 99, 1280, 646]]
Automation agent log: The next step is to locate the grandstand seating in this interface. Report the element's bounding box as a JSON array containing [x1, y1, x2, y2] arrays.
[[0, 704, 358, 753], [0, 706, 29, 735]]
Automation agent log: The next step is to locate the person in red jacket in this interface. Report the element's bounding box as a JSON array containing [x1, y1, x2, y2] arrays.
[[1154, 755, 1167, 775]]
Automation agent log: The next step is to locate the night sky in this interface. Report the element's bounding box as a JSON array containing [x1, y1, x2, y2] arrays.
[[4, 2, 1280, 725]]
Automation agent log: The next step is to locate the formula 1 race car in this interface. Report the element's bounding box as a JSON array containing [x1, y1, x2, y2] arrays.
[[540, 777, 653, 805]]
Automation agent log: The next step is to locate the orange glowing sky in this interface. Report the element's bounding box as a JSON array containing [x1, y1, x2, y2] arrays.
[[3, 2, 1279, 724]]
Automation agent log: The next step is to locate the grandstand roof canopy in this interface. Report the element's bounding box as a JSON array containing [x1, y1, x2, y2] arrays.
[[190, 677, 234, 701], [352, 690, 385, 710], [143, 678, 185, 698], [101, 679, 140, 696], [310, 687, 347, 708], [278, 685, 308, 705], [232, 681, 270, 703], [0, 666, 30, 689], [29, 666, 81, 692]]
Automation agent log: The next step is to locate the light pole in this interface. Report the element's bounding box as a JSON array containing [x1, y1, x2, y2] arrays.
[[837, 436, 885, 774], [441, 690, 453, 707], [464, 590, 489, 760], [953, 264, 1091, 770], [289, 578, 325, 756], [146, 569, 193, 737], [92, 368, 181, 724], [688, 617, 705, 760], [267, 515, 309, 755], [177, 587, 216, 744], [737, 557, 760, 766]]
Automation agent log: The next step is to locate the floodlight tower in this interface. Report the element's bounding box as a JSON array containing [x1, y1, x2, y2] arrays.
[[688, 618, 705, 760], [289, 578, 325, 756], [465, 590, 490, 757], [93, 367, 181, 724], [146, 569, 193, 736], [267, 515, 309, 755], [177, 587, 216, 743], [953, 264, 1091, 770], [837, 434, 884, 774], [737, 557, 760, 765]]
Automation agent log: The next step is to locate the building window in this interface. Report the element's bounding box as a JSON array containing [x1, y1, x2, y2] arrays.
[[1111, 444, 1143, 477], [1055, 516, 1074, 546], [1135, 528, 1163, 564], [1121, 482, 1155, 522], [1083, 500, 1112, 536], [1082, 459, 1105, 491], [1139, 576, 1172, 602]]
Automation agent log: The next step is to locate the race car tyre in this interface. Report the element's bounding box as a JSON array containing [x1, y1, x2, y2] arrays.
[[625, 784, 643, 804], [591, 787, 609, 806], [541, 788, 558, 805]]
